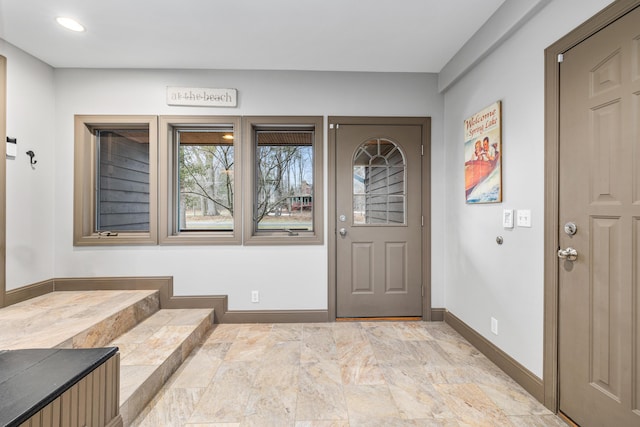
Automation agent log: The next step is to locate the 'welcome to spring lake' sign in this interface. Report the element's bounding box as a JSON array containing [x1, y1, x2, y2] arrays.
[[167, 87, 237, 107]]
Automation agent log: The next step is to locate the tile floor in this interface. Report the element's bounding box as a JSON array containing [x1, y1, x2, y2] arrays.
[[132, 321, 568, 427]]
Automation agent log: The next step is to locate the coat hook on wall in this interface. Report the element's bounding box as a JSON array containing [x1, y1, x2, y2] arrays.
[[26, 150, 37, 166]]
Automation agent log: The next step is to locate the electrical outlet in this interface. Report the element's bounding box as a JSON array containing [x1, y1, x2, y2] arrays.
[[251, 290, 259, 303], [491, 317, 498, 335]]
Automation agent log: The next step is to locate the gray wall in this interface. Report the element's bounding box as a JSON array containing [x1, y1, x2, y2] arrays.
[[0, 40, 55, 290], [0, 45, 447, 309], [441, 0, 614, 378], [52, 69, 444, 310]]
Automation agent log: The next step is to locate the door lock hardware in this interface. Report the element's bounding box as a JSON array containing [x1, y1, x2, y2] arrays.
[[557, 247, 578, 261], [564, 222, 577, 236]]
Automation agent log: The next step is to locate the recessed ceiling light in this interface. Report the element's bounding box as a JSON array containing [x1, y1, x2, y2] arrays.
[[56, 17, 85, 32], [222, 134, 234, 140]]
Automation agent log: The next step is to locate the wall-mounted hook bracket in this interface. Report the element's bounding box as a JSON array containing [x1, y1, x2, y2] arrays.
[[26, 150, 37, 166]]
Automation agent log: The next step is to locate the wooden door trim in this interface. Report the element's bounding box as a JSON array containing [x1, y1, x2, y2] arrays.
[[0, 55, 6, 308], [543, 0, 640, 412], [327, 116, 431, 321]]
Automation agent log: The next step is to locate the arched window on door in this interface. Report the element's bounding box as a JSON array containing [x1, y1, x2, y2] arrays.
[[353, 138, 406, 225]]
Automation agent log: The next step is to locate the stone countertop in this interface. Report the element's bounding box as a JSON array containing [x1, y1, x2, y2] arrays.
[[0, 347, 118, 427]]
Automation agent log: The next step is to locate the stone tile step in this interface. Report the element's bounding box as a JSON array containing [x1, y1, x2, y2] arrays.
[[0, 290, 160, 350], [113, 308, 214, 425]]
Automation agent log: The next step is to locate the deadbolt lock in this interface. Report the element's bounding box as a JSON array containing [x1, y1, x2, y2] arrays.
[[564, 222, 577, 236]]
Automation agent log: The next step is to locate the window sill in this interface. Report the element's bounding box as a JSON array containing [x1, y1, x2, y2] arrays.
[[73, 232, 157, 246], [158, 231, 241, 245], [243, 232, 323, 246]]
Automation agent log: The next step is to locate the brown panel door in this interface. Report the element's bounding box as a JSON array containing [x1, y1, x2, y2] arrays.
[[335, 123, 422, 317], [558, 5, 640, 426]]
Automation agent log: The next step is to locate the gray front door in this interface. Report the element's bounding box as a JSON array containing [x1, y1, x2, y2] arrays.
[[558, 5, 640, 426], [334, 122, 423, 318]]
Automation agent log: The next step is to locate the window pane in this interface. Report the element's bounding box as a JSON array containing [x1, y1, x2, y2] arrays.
[[353, 138, 406, 225], [255, 131, 314, 231], [177, 128, 234, 231], [96, 129, 150, 232]]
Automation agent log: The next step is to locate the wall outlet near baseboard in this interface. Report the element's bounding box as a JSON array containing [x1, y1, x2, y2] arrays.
[[251, 290, 259, 303], [491, 317, 498, 335]]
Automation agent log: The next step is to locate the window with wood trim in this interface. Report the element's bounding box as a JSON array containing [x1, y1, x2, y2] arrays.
[[74, 115, 158, 245], [158, 116, 241, 245], [242, 116, 324, 245]]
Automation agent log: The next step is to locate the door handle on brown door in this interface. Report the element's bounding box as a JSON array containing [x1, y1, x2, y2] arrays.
[[557, 247, 578, 261], [339, 228, 347, 237]]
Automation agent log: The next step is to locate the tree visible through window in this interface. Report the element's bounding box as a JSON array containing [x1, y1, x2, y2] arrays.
[[255, 130, 314, 232], [176, 129, 234, 231], [77, 116, 323, 246]]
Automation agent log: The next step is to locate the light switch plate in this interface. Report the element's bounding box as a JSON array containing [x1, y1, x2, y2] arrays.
[[502, 209, 514, 228], [517, 210, 532, 227]]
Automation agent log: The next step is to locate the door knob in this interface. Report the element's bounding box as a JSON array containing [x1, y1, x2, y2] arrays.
[[557, 247, 578, 261], [339, 228, 347, 237]]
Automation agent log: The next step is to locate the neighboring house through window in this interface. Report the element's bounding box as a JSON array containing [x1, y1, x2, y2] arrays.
[[242, 116, 324, 245], [74, 115, 323, 246], [74, 115, 158, 245]]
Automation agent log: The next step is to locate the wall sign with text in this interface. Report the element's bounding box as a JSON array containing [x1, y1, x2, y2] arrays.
[[464, 101, 502, 204], [167, 87, 238, 107]]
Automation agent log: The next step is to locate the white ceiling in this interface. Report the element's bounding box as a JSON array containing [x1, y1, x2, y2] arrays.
[[0, 0, 506, 73]]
